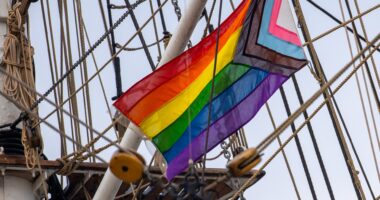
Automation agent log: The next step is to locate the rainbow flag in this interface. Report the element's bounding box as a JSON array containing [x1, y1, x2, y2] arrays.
[[114, 0, 307, 180]]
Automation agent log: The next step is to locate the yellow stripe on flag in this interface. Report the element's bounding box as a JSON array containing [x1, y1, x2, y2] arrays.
[[140, 28, 243, 138]]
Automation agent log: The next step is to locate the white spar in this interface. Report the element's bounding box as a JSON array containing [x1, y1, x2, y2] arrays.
[[92, 0, 207, 199]]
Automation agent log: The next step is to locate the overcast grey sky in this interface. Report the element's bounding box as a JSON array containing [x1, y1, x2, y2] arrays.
[[27, 0, 380, 199]]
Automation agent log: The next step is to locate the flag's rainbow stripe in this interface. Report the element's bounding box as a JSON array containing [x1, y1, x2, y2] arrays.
[[115, 1, 251, 126], [114, 0, 307, 180]]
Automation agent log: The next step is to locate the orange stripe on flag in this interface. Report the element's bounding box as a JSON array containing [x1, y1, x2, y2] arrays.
[[126, 1, 251, 124]]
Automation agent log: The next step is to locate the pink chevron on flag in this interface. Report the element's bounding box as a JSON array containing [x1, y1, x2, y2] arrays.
[[269, 0, 302, 46]]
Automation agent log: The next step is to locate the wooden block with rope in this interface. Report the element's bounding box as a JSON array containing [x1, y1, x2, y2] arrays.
[[227, 147, 262, 177], [110, 149, 146, 183]]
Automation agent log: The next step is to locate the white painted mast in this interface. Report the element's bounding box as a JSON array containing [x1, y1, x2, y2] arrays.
[[0, 0, 35, 199], [93, 0, 207, 199]]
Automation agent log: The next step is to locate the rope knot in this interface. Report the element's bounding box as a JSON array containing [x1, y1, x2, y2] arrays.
[[56, 158, 80, 176]]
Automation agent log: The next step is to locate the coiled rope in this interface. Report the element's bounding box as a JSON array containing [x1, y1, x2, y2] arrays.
[[1, 2, 43, 169]]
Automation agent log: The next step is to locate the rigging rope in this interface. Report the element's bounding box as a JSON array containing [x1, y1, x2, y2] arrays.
[[75, 0, 97, 162], [201, 0, 223, 182], [1, 2, 42, 169], [231, 39, 380, 199], [36, 153, 49, 199], [107, 0, 123, 98], [31, 0, 170, 147], [60, 0, 81, 152], [0, 85, 108, 163], [289, 75, 335, 199], [156, 0, 168, 34], [345, 0, 380, 151], [301, 4, 380, 48], [279, 87, 317, 199], [124, 0, 156, 71], [149, 0, 163, 62], [115, 37, 164, 51], [82, 17, 118, 138], [98, 0, 113, 55], [39, 0, 68, 156], [0, 63, 126, 157], [202, 0, 217, 39], [265, 103, 301, 200], [201, 8, 214, 37], [9, 0, 147, 126], [305, 0, 380, 53], [228, 0, 235, 10], [351, 0, 380, 93], [338, 0, 379, 195], [343, 0, 380, 113], [293, 0, 365, 197], [109, 4, 128, 9]]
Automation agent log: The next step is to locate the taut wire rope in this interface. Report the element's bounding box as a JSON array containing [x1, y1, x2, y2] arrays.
[[338, 0, 380, 188], [81, 15, 118, 137], [0, 88, 107, 163], [265, 103, 301, 200], [201, 0, 223, 182], [33, 0, 169, 130], [39, 0, 67, 156], [76, 0, 97, 162], [301, 3, 380, 47], [149, 0, 163, 61], [343, 0, 380, 116], [351, 0, 380, 96], [288, 73, 335, 198], [202, 0, 217, 39], [293, 0, 364, 196], [279, 86, 317, 199], [305, 0, 380, 54], [231, 36, 380, 200], [0, 65, 135, 158]]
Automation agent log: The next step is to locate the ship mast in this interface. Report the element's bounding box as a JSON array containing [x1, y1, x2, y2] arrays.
[[93, 1, 207, 199], [0, 0, 36, 199]]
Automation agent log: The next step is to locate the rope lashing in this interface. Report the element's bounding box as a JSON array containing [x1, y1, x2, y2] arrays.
[[56, 158, 80, 176]]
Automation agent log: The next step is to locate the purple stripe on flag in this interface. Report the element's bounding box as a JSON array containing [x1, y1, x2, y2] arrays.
[[166, 72, 287, 180]]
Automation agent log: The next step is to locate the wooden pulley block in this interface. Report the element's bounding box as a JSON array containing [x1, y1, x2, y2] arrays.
[[226, 148, 261, 177], [22, 125, 41, 149], [109, 151, 145, 183], [128, 149, 146, 165]]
